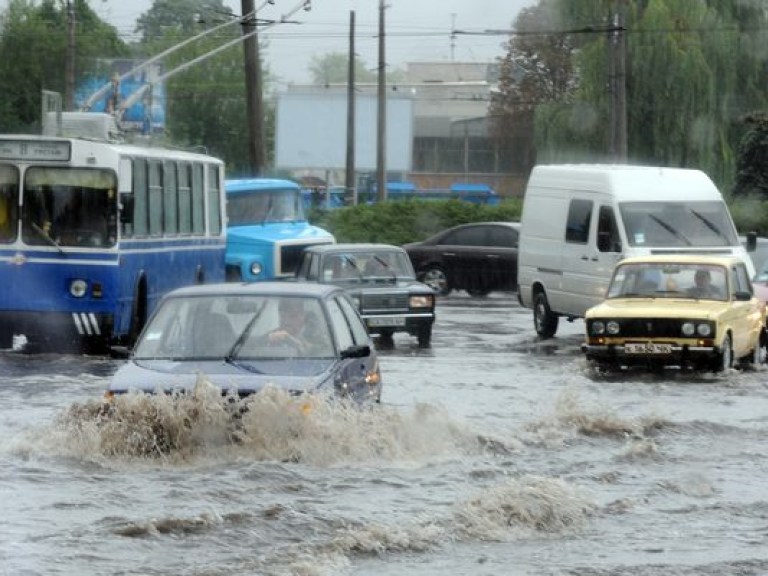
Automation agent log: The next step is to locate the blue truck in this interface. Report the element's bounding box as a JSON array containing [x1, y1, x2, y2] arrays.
[[225, 178, 335, 281]]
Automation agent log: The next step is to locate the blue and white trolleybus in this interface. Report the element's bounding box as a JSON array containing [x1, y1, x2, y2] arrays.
[[0, 115, 226, 353]]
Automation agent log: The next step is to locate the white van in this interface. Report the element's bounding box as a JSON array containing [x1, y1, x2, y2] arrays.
[[517, 164, 754, 338]]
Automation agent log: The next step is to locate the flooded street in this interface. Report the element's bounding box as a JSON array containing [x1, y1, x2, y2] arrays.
[[3, 293, 768, 575]]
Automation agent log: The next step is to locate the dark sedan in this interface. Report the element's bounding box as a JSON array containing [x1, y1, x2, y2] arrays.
[[295, 243, 436, 348], [402, 221, 520, 297]]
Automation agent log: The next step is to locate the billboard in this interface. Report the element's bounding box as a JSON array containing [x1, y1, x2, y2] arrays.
[[75, 59, 167, 134], [275, 92, 413, 171]]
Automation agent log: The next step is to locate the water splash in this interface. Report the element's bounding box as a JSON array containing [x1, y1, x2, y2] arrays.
[[36, 378, 487, 466]]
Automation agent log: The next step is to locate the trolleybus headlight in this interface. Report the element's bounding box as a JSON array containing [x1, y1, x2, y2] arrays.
[[682, 322, 695, 337], [606, 321, 620, 335], [69, 279, 88, 298], [591, 321, 605, 335], [250, 262, 263, 276]]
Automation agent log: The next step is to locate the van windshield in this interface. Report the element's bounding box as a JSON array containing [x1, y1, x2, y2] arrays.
[[620, 201, 738, 247]]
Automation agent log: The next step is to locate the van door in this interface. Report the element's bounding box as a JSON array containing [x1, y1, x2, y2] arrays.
[[560, 199, 622, 316]]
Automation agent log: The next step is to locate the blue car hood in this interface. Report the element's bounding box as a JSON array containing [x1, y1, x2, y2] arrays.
[[108, 358, 338, 396]]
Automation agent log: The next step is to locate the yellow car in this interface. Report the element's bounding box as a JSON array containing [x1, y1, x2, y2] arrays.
[[581, 255, 767, 371]]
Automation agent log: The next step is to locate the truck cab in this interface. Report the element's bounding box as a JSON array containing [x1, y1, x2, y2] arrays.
[[225, 178, 334, 281]]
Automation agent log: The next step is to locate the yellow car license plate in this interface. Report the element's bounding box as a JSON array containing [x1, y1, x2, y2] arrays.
[[625, 342, 673, 354]]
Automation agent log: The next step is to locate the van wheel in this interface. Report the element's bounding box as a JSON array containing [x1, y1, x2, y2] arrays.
[[533, 291, 559, 339]]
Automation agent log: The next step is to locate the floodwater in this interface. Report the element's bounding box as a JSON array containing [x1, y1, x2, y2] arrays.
[[3, 294, 768, 576]]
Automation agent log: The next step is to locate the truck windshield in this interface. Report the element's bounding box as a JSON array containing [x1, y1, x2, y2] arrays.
[[620, 201, 738, 247], [227, 189, 305, 226]]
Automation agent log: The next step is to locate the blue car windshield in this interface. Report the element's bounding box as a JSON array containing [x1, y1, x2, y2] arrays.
[[134, 295, 336, 360]]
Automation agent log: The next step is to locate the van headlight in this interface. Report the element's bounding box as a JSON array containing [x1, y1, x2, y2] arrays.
[[250, 262, 263, 276]]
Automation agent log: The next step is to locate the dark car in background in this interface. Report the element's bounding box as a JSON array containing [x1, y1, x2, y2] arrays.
[[295, 243, 436, 348], [402, 221, 520, 297]]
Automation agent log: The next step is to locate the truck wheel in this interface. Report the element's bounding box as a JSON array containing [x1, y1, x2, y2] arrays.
[[533, 291, 559, 339]]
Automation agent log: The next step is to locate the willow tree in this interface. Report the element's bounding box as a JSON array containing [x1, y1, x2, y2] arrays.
[[488, 1, 578, 173], [494, 0, 768, 189]]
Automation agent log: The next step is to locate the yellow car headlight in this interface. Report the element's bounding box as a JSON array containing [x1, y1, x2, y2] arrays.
[[697, 323, 712, 337], [591, 321, 605, 335]]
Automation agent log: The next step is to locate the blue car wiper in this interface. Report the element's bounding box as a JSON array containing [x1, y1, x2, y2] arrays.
[[224, 357, 264, 374], [225, 301, 267, 362]]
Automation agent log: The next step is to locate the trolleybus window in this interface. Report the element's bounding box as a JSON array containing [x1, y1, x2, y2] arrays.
[[0, 164, 19, 242]]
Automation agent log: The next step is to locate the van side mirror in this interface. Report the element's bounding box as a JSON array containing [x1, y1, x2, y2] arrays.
[[747, 231, 757, 252]]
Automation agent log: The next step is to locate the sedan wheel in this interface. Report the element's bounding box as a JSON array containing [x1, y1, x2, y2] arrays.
[[713, 333, 732, 372], [417, 324, 432, 348], [421, 266, 451, 296], [750, 331, 767, 366]]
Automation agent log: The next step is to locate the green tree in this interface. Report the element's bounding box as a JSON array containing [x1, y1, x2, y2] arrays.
[[309, 52, 377, 85], [133, 0, 275, 173], [493, 0, 768, 190], [0, 0, 127, 132], [489, 1, 577, 173], [733, 113, 768, 199], [308, 51, 406, 85]]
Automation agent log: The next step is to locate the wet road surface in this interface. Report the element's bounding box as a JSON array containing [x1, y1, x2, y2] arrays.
[[2, 292, 768, 575]]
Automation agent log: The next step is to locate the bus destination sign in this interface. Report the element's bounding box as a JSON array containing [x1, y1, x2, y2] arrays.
[[0, 139, 71, 161]]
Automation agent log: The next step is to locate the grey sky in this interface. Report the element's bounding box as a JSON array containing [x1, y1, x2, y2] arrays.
[[95, 0, 535, 85], [0, 0, 535, 85]]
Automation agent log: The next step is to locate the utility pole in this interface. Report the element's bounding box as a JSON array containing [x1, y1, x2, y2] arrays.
[[376, 0, 387, 202], [609, 0, 627, 161], [242, 0, 265, 175], [345, 10, 356, 205], [65, 0, 76, 111]]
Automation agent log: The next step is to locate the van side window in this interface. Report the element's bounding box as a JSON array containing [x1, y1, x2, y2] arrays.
[[597, 205, 621, 252], [565, 199, 592, 244]]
